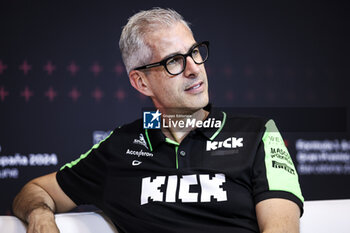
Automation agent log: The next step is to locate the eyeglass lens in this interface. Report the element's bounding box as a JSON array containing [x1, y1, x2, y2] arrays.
[[166, 43, 208, 75]]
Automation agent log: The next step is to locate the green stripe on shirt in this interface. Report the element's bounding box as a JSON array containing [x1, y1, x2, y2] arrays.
[[60, 131, 113, 170], [262, 120, 304, 202]]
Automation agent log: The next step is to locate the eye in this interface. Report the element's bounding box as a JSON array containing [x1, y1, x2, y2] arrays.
[[167, 58, 177, 66], [166, 56, 183, 66], [192, 47, 200, 56]]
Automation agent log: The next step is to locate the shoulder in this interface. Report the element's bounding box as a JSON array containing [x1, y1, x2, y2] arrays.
[[98, 118, 144, 147], [222, 110, 270, 132], [113, 118, 143, 134]]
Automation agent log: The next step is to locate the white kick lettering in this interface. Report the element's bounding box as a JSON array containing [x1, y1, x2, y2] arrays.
[[140, 176, 165, 205], [179, 175, 198, 202], [206, 137, 243, 151], [140, 173, 227, 205], [165, 175, 177, 202], [200, 174, 227, 202]]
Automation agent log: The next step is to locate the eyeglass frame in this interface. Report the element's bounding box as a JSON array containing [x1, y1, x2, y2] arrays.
[[133, 41, 209, 75]]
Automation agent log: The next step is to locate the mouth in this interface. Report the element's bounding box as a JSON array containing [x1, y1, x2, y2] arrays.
[[185, 81, 204, 92]]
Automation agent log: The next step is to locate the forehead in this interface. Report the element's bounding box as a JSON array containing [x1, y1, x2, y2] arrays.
[[146, 22, 196, 60]]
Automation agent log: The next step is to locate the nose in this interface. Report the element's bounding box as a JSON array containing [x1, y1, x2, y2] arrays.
[[183, 56, 200, 78]]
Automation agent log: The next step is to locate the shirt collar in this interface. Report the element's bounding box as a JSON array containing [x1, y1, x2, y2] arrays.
[[196, 104, 227, 140], [144, 125, 165, 152]]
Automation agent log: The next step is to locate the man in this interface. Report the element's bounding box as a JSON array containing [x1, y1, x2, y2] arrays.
[[13, 8, 303, 233]]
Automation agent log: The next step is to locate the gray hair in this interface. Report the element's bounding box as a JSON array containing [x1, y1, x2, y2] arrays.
[[119, 7, 192, 74]]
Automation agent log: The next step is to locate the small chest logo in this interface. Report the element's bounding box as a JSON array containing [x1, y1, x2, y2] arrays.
[[133, 133, 148, 149], [132, 160, 142, 166], [206, 137, 243, 151]]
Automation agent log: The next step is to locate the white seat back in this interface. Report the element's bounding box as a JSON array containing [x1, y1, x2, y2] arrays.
[[0, 211, 119, 233], [301, 199, 350, 233], [1, 200, 350, 233]]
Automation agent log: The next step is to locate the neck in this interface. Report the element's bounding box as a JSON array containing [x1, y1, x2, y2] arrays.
[[161, 108, 209, 143]]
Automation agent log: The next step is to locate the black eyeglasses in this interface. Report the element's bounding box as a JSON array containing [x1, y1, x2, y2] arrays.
[[133, 41, 209, 75]]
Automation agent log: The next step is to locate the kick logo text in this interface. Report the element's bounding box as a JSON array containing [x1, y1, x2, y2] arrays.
[[141, 173, 227, 205], [206, 137, 243, 151]]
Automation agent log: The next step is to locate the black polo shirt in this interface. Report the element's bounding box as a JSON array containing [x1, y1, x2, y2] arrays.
[[56, 107, 303, 233]]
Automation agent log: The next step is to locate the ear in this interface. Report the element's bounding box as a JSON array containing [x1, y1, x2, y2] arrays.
[[129, 70, 154, 97]]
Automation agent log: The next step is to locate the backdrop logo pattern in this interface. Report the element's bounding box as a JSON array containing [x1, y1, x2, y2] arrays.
[[1, 59, 340, 105], [0, 60, 129, 103]]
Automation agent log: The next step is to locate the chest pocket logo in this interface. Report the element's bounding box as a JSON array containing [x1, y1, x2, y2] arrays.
[[206, 137, 243, 151]]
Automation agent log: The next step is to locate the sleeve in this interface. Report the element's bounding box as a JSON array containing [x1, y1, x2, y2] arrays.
[[56, 131, 114, 206], [252, 119, 304, 215]]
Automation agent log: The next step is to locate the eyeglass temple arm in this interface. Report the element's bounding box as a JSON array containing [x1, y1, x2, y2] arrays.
[[134, 62, 162, 70]]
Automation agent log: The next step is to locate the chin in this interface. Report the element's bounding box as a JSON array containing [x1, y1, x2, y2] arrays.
[[198, 92, 209, 106], [186, 96, 209, 112]]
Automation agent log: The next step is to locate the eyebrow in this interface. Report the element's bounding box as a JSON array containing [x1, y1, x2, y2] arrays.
[[161, 42, 197, 60]]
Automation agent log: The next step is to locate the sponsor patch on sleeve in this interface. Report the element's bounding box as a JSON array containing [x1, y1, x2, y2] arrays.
[[262, 120, 304, 202]]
